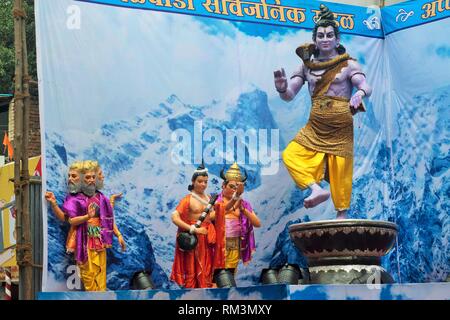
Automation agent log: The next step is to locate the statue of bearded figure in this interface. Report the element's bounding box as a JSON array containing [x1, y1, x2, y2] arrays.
[[45, 159, 126, 291]]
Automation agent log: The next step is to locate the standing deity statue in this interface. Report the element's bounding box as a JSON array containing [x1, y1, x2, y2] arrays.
[[212, 163, 261, 287], [274, 4, 372, 219], [46, 160, 126, 291], [170, 163, 216, 288]]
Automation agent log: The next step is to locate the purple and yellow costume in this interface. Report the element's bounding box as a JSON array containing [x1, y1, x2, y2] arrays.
[[63, 191, 114, 291], [213, 193, 256, 271]]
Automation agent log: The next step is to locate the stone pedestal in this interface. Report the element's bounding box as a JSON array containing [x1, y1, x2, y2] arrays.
[[289, 219, 398, 285]]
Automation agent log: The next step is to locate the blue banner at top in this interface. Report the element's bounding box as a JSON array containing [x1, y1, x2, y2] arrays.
[[75, 0, 385, 38], [381, 0, 450, 35]]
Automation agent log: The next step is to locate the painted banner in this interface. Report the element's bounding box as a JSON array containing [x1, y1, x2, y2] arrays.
[[74, 0, 384, 38], [382, 0, 450, 35], [35, 0, 449, 291]]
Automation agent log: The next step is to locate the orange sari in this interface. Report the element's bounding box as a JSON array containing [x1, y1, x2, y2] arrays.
[[170, 195, 216, 288]]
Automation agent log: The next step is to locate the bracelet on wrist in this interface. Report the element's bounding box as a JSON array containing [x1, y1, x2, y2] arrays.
[[357, 88, 366, 97]]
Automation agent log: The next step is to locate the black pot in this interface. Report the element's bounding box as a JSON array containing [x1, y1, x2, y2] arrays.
[[131, 271, 155, 290], [260, 268, 279, 285], [214, 269, 236, 288], [177, 232, 198, 251], [278, 264, 300, 284]]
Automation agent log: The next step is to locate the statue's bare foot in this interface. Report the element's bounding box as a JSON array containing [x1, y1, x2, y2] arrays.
[[336, 210, 348, 220], [304, 188, 330, 208]]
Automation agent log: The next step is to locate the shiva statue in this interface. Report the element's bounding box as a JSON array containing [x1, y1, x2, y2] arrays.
[[274, 4, 372, 219]]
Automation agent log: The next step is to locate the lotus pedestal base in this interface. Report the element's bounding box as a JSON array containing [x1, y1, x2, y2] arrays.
[[289, 219, 398, 285]]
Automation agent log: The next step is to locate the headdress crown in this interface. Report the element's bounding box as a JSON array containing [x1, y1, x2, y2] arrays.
[[220, 162, 247, 182]]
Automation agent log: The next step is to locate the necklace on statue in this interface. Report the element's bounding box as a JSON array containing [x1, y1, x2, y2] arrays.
[[190, 192, 210, 206]]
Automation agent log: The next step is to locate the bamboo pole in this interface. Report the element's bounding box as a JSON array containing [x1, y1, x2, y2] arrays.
[[13, 0, 24, 301], [13, 0, 33, 300], [21, 0, 32, 300]]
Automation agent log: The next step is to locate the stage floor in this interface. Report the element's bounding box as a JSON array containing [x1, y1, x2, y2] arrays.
[[38, 283, 449, 300]]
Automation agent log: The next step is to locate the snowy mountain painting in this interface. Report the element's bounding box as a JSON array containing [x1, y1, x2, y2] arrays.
[[45, 88, 309, 290], [44, 84, 449, 289]]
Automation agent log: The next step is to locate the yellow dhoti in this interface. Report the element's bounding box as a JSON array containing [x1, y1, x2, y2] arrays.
[[283, 96, 354, 211], [282, 142, 352, 210], [78, 217, 107, 291], [78, 249, 107, 291], [224, 237, 241, 270]]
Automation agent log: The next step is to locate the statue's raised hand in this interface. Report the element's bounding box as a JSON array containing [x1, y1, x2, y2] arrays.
[[45, 191, 56, 205], [236, 182, 244, 197], [87, 203, 97, 218], [349, 90, 364, 112], [110, 193, 123, 208], [274, 68, 288, 93], [118, 235, 126, 252]]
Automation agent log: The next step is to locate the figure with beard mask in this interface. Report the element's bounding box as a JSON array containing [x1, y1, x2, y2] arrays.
[[170, 163, 216, 288], [45, 161, 125, 255], [274, 4, 372, 219], [95, 163, 122, 210], [92, 161, 126, 253], [63, 160, 124, 291], [45, 161, 83, 253], [212, 163, 261, 287]]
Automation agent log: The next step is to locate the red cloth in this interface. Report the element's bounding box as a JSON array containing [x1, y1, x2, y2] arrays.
[[212, 201, 227, 270], [2, 132, 13, 160], [33, 157, 42, 176], [170, 195, 216, 288]]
